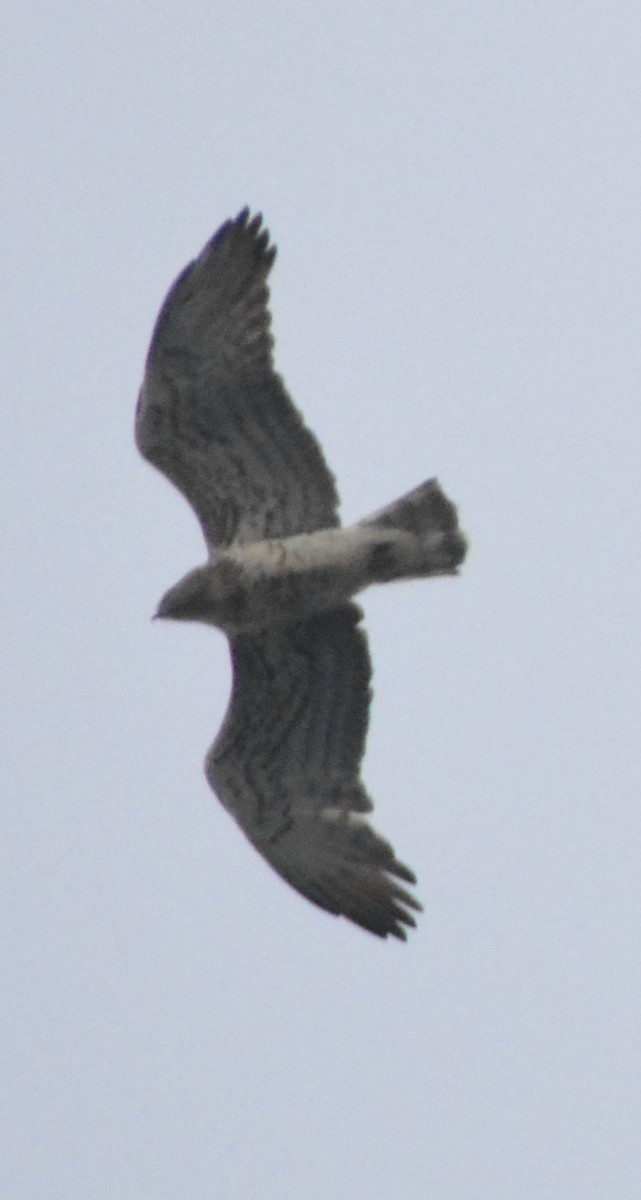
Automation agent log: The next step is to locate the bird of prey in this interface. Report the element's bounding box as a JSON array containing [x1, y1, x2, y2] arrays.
[[136, 209, 466, 940]]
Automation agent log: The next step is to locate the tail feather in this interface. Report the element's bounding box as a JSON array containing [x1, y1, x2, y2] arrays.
[[360, 479, 467, 576]]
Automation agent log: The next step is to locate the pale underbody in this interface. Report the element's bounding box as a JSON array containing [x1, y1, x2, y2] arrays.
[[156, 487, 465, 634]]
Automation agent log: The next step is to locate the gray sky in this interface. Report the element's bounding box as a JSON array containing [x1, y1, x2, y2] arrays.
[[3, 2, 640, 1197]]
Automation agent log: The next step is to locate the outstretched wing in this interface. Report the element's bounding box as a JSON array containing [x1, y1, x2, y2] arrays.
[[136, 210, 340, 549], [206, 605, 421, 940]]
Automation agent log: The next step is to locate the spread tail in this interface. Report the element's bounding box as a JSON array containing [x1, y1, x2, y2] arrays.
[[360, 478, 467, 577]]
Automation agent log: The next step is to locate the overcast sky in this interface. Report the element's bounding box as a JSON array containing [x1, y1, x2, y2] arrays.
[[3, 3, 640, 1197]]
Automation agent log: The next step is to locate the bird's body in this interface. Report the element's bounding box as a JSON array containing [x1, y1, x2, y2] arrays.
[[155, 482, 462, 634], [136, 210, 466, 940]]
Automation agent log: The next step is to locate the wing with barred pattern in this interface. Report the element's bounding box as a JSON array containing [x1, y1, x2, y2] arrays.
[[136, 210, 339, 549], [206, 605, 421, 940]]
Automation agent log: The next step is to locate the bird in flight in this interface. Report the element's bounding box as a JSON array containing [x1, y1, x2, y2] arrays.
[[136, 210, 466, 940]]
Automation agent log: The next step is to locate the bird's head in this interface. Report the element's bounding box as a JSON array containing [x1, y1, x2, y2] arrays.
[[154, 566, 221, 626], [153, 559, 247, 632]]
